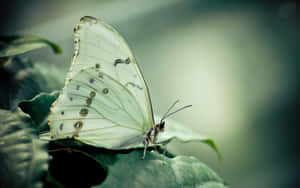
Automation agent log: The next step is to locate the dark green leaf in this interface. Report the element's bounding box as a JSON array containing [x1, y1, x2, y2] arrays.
[[19, 91, 59, 125], [0, 35, 62, 58], [0, 57, 8, 65]]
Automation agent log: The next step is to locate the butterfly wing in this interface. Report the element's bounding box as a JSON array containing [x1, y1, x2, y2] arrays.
[[48, 16, 154, 149]]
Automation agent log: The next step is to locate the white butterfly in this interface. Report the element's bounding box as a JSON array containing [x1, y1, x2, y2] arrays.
[[47, 16, 191, 159]]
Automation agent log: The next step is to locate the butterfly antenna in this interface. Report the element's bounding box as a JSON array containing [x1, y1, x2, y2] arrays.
[[161, 100, 180, 123], [161, 104, 192, 121]]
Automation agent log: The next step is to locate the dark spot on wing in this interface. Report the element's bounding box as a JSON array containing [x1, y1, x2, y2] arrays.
[[125, 82, 143, 90], [74, 39, 80, 44], [89, 78, 95, 83], [74, 121, 83, 130], [86, 98, 92, 106], [114, 59, 122, 66], [114, 57, 131, 66], [90, 91, 96, 98], [59, 123, 63, 130], [80, 108, 88, 116], [102, 88, 109, 94], [73, 25, 81, 32]]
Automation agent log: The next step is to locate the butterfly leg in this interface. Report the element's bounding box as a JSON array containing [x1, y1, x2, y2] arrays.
[[141, 138, 148, 160], [141, 128, 153, 160]]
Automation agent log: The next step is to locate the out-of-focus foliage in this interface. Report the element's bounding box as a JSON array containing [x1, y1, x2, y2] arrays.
[[0, 109, 50, 188], [0, 56, 48, 110], [0, 35, 61, 61], [0, 35, 59, 187], [0, 56, 64, 111]]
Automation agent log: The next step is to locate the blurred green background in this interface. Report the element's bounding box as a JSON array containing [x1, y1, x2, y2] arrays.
[[1, 0, 299, 187]]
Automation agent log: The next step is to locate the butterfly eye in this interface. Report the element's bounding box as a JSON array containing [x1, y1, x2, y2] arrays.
[[95, 64, 101, 69]]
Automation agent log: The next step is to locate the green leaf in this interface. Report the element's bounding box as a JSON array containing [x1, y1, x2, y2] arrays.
[[0, 109, 50, 188], [156, 117, 222, 160], [0, 35, 62, 58], [47, 141, 227, 188], [98, 151, 226, 188], [19, 91, 60, 125]]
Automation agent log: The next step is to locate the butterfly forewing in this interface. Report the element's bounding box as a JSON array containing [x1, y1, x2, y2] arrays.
[[48, 16, 154, 149]]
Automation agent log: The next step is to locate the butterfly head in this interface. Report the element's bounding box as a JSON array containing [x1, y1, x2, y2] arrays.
[[145, 102, 191, 155], [156, 121, 165, 132]]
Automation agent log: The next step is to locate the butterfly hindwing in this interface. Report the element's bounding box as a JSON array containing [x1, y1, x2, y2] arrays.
[[48, 16, 154, 149], [50, 68, 146, 148]]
